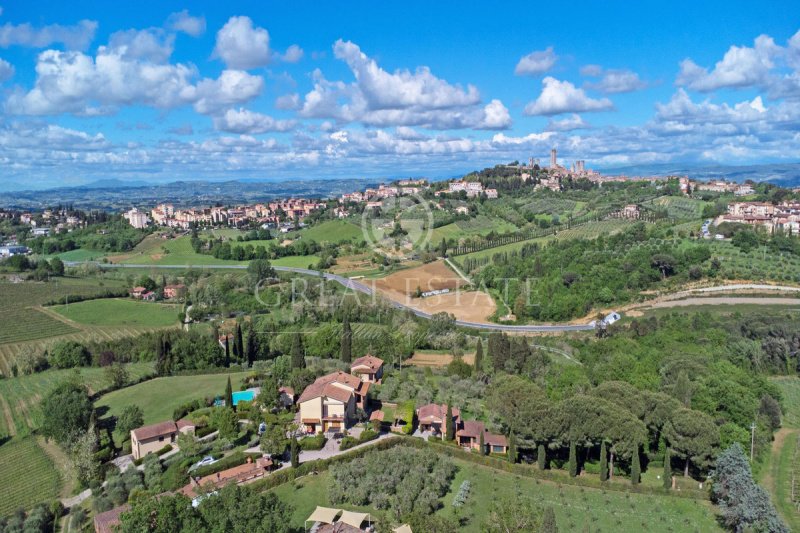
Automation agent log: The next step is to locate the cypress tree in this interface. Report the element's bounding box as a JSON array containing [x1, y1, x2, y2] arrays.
[[290, 437, 299, 468], [600, 440, 608, 482], [631, 446, 641, 485], [663, 447, 672, 489], [474, 339, 483, 373], [291, 332, 305, 369], [479, 431, 485, 455], [225, 376, 233, 410], [568, 441, 577, 477], [341, 315, 352, 363], [235, 324, 244, 361], [538, 443, 546, 470], [224, 336, 230, 367], [508, 432, 516, 463], [212, 322, 219, 343], [445, 404, 455, 441], [541, 507, 558, 533]]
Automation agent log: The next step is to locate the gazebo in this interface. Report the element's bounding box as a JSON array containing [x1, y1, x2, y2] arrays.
[[304, 506, 373, 531]]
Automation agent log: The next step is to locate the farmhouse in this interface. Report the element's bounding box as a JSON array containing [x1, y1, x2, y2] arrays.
[[129, 286, 147, 299], [298, 371, 370, 434], [350, 354, 384, 383], [416, 403, 460, 436], [163, 284, 186, 299], [456, 420, 508, 454], [131, 419, 196, 460]]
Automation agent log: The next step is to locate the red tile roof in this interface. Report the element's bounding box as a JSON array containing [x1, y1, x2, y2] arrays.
[[350, 354, 383, 372], [298, 371, 365, 403], [132, 419, 193, 441], [417, 403, 460, 424], [457, 420, 485, 439], [93, 504, 130, 533]]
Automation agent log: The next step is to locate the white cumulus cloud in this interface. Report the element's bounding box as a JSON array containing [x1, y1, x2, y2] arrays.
[[166, 10, 206, 37], [545, 113, 589, 131], [0, 19, 98, 50], [583, 67, 648, 93], [212, 108, 296, 134], [0, 58, 14, 82], [213, 16, 270, 69], [524, 77, 613, 116], [514, 46, 557, 76]]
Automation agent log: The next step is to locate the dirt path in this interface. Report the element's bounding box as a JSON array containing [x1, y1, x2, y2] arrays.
[[646, 297, 800, 309], [761, 428, 799, 528]]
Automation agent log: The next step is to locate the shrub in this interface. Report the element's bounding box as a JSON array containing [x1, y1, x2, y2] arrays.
[[156, 444, 173, 456], [339, 436, 358, 451], [299, 433, 327, 451]]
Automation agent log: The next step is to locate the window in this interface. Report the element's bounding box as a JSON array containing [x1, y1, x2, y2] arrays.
[[159, 436, 164, 441]]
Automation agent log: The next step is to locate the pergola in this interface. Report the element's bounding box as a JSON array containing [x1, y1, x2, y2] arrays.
[[305, 506, 341, 530], [304, 506, 373, 532], [393, 525, 413, 533], [338, 510, 371, 529]]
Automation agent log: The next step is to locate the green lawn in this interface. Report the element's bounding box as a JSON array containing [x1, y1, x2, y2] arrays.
[[50, 248, 107, 262], [117, 236, 247, 266], [51, 298, 181, 327], [285, 220, 364, 244], [272, 255, 321, 268], [0, 437, 61, 517], [268, 455, 721, 532], [96, 372, 250, 440], [762, 377, 800, 529]]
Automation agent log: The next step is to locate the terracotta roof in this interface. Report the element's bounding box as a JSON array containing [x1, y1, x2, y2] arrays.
[[183, 457, 273, 497], [416, 403, 460, 424], [485, 432, 508, 447], [93, 504, 130, 533], [456, 420, 485, 438], [176, 419, 195, 430], [351, 354, 383, 372], [132, 420, 178, 441], [298, 371, 363, 403], [279, 386, 295, 396], [322, 383, 354, 403], [369, 411, 384, 421]]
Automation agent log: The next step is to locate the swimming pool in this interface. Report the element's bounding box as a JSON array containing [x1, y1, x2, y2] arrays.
[[231, 389, 257, 406]]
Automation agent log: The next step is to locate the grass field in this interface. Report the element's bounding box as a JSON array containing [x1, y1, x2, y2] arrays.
[[285, 220, 364, 244], [760, 377, 800, 529], [269, 455, 721, 532], [95, 371, 250, 441], [0, 436, 61, 517], [432, 215, 518, 243], [0, 363, 154, 439], [51, 298, 180, 327], [272, 255, 321, 268], [114, 236, 247, 266], [647, 196, 708, 219]]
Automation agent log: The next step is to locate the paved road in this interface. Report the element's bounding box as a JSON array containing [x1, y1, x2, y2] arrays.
[[65, 261, 596, 332]]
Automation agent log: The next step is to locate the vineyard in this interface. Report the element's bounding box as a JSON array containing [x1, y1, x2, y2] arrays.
[[0, 277, 182, 376], [0, 362, 154, 438], [646, 196, 708, 219], [456, 219, 636, 267], [431, 215, 517, 243], [521, 197, 580, 216], [0, 437, 61, 517]]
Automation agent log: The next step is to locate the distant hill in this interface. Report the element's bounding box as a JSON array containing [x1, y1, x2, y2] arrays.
[[81, 179, 153, 189], [599, 162, 800, 187]]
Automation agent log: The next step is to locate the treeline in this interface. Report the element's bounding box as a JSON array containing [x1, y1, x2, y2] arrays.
[[476, 222, 716, 321], [484, 311, 787, 481], [24, 217, 150, 254], [0, 256, 64, 280]]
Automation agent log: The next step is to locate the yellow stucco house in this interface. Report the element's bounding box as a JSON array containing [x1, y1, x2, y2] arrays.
[[298, 371, 371, 434]]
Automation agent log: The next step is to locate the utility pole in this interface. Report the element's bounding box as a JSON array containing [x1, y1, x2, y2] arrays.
[[750, 421, 756, 462]]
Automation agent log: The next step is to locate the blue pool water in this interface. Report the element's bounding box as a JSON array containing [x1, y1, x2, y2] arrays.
[[231, 389, 256, 406]]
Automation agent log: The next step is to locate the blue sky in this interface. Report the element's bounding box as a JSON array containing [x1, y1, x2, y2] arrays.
[[1, 0, 799, 187]]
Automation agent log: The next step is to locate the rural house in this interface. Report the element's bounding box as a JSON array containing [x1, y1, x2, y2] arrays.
[[349, 354, 384, 383], [298, 371, 370, 434], [131, 419, 195, 460], [416, 403, 460, 436], [163, 284, 186, 299], [456, 420, 508, 454]]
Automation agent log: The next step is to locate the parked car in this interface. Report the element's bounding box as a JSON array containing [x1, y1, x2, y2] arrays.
[[190, 456, 217, 471]]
